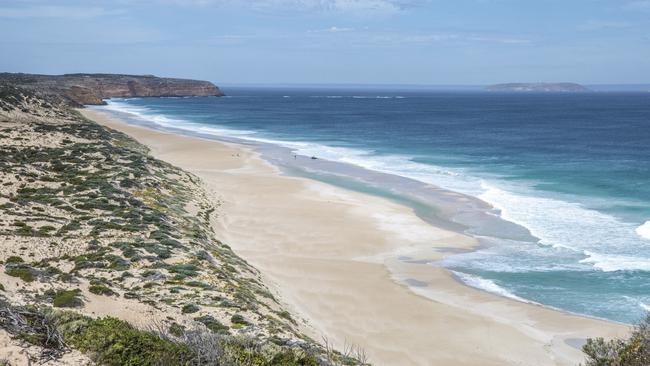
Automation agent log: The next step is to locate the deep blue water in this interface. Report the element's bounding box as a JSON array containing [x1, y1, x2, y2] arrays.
[[100, 87, 650, 323]]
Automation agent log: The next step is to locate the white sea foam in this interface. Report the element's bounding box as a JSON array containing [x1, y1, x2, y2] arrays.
[[580, 251, 650, 272], [478, 183, 650, 271], [102, 100, 260, 138], [640, 302, 650, 312], [636, 221, 650, 240], [309, 95, 405, 99], [99, 99, 650, 273], [352, 96, 400, 99], [105, 99, 475, 193], [453, 271, 529, 303]]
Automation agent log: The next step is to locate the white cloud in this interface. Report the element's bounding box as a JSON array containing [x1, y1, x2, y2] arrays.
[[159, 0, 424, 14], [370, 32, 531, 45], [309, 26, 356, 33], [577, 20, 633, 31], [0, 0, 425, 16], [244, 0, 407, 14], [245, 0, 423, 10], [0, 5, 121, 19], [466, 36, 531, 44]]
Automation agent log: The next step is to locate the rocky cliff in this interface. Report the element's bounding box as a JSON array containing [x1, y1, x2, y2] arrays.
[[0, 73, 224, 106], [486, 82, 590, 92]]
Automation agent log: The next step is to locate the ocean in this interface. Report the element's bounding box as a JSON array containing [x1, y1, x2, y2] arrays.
[[96, 87, 650, 324]]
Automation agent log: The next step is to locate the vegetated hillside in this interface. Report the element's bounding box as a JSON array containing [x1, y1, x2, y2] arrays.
[[0, 85, 367, 366], [0, 73, 224, 106]]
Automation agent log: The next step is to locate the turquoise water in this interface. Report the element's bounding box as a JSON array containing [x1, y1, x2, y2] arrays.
[[98, 87, 650, 323]]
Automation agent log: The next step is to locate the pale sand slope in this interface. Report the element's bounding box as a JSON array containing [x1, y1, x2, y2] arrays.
[[81, 109, 628, 366]]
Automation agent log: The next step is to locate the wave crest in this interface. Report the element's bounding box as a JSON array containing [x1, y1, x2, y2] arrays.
[[580, 250, 650, 272], [636, 221, 650, 240], [453, 271, 529, 302]]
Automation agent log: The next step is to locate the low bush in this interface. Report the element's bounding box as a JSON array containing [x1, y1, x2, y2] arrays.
[[181, 304, 200, 314], [230, 314, 250, 327], [63, 316, 192, 366], [88, 284, 114, 296], [52, 289, 83, 308], [6, 265, 35, 282], [278, 310, 294, 323], [5, 256, 24, 264], [269, 349, 320, 366], [185, 281, 212, 289], [123, 292, 139, 299], [168, 322, 185, 337], [194, 315, 229, 334], [582, 314, 650, 366]]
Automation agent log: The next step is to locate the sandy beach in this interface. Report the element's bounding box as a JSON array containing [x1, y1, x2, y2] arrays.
[[81, 108, 629, 366]]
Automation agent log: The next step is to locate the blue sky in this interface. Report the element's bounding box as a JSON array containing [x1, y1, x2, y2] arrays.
[[1, 0, 649, 84]]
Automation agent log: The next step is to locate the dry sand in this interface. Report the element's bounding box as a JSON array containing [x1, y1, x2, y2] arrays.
[[81, 108, 629, 366]]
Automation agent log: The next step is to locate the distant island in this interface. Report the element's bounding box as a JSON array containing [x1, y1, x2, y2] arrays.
[[486, 82, 590, 92], [0, 72, 224, 106]]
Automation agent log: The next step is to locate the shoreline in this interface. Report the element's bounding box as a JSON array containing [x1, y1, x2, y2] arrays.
[[81, 108, 628, 366], [89, 101, 600, 321], [100, 98, 535, 245]]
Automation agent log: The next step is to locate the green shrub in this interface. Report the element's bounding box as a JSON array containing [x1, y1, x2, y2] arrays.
[[38, 225, 56, 236], [6, 265, 35, 282], [222, 343, 267, 366], [185, 281, 212, 289], [583, 314, 650, 366], [64, 317, 192, 366], [230, 314, 250, 326], [181, 304, 199, 314], [45, 266, 63, 275], [58, 272, 73, 282], [269, 349, 320, 366], [169, 263, 199, 278], [278, 310, 294, 322], [124, 292, 139, 299], [194, 315, 229, 334], [5, 256, 24, 264], [104, 255, 130, 270], [89, 284, 114, 296], [53, 289, 83, 308], [140, 269, 159, 278], [168, 322, 185, 337]]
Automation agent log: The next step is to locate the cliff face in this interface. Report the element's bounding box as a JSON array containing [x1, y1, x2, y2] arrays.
[[0, 73, 224, 106], [486, 83, 590, 92]]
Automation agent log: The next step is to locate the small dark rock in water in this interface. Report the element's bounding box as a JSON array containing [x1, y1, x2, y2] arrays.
[[310, 156, 317, 160]]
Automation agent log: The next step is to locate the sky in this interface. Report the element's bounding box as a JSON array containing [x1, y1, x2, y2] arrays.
[[1, 0, 649, 85]]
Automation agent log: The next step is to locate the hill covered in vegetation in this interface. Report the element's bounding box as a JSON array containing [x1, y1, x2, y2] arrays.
[[0, 84, 364, 365]]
